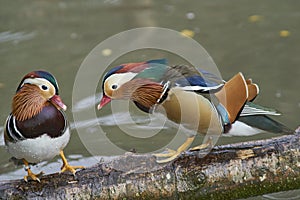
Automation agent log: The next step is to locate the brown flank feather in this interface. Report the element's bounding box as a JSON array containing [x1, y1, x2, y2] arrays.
[[12, 84, 46, 121]]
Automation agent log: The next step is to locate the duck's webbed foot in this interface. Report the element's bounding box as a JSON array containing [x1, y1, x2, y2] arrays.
[[23, 159, 44, 182], [153, 136, 195, 163], [59, 150, 84, 176]]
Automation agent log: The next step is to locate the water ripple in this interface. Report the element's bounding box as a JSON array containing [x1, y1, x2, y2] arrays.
[[0, 126, 4, 147], [70, 112, 168, 131], [0, 31, 36, 43], [0, 155, 104, 181], [72, 93, 101, 112]]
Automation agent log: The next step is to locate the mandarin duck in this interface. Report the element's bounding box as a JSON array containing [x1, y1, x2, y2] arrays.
[[4, 71, 84, 182], [98, 59, 292, 163]]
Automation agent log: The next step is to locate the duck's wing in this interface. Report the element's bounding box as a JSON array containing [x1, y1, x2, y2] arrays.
[[167, 65, 224, 93], [238, 115, 293, 134], [240, 102, 280, 117], [134, 64, 224, 93]]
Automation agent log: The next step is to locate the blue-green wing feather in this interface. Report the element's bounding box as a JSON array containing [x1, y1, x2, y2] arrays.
[[134, 63, 169, 82], [134, 59, 224, 93]]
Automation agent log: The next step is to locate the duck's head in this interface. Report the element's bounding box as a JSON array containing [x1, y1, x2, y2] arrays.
[[99, 69, 137, 108], [98, 59, 168, 112], [12, 70, 67, 121]]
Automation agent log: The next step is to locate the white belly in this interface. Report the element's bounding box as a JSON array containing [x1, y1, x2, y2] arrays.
[[6, 128, 70, 163]]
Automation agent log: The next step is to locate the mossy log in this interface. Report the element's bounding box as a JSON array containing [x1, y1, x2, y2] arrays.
[[1, 128, 300, 200]]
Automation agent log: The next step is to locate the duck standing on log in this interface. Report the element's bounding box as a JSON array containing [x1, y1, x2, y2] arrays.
[[98, 59, 292, 163], [4, 71, 84, 182]]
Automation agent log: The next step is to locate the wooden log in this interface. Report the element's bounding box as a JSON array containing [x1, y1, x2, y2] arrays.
[[1, 128, 300, 200]]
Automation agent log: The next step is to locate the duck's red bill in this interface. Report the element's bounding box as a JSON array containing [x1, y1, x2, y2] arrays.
[[98, 95, 111, 110], [50, 95, 67, 111]]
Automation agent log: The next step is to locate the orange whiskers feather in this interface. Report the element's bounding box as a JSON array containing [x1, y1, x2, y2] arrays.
[[12, 84, 46, 121], [114, 78, 164, 110]]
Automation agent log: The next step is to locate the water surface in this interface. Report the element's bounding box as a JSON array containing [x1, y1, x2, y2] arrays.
[[0, 0, 299, 198]]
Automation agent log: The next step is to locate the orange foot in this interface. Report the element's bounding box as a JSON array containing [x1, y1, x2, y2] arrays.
[[23, 159, 44, 182], [154, 136, 195, 163], [59, 150, 84, 175]]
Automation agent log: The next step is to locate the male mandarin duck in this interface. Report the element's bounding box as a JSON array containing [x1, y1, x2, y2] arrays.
[[98, 59, 292, 163], [4, 71, 84, 182]]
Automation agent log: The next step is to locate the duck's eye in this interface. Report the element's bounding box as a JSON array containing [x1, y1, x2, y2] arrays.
[[41, 85, 48, 90], [111, 84, 118, 90]]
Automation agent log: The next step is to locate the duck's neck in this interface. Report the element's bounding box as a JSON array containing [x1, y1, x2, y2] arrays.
[[12, 85, 46, 121]]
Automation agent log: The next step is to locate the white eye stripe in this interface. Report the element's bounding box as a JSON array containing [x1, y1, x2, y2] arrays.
[[105, 73, 137, 87], [22, 78, 55, 92]]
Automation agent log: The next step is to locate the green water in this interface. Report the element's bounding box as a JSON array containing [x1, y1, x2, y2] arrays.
[[0, 0, 299, 198]]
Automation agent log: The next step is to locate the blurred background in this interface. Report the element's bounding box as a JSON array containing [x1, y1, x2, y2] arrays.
[[0, 0, 299, 198]]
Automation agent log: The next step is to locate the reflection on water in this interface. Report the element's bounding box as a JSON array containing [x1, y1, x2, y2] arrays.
[[0, 31, 36, 44], [72, 112, 169, 131], [0, 127, 3, 147], [263, 190, 300, 200], [0, 0, 299, 198], [72, 93, 101, 113], [245, 189, 300, 200], [0, 156, 100, 181]]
